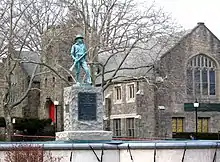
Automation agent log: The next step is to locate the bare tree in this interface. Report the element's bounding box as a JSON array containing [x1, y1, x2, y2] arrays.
[[51, 0, 183, 135], [59, 0, 180, 90], [0, 0, 181, 141], [0, 0, 67, 141]]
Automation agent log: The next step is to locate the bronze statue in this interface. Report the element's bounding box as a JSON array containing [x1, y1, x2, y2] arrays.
[[70, 34, 91, 85]]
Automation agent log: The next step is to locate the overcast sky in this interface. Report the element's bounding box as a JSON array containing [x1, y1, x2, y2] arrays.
[[150, 0, 220, 38]]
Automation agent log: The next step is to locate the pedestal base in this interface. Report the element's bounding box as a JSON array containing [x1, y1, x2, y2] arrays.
[[56, 131, 113, 141]]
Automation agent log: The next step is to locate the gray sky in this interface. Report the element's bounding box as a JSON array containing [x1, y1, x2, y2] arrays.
[[151, 0, 220, 38]]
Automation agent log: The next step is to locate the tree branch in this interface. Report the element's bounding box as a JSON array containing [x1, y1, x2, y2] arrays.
[[15, 59, 71, 86], [9, 64, 38, 109]]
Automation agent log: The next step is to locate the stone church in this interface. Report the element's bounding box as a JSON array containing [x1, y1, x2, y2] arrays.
[[0, 22, 220, 139], [101, 22, 220, 138]]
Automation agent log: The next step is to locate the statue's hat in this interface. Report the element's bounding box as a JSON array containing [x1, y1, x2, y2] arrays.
[[75, 34, 84, 40]]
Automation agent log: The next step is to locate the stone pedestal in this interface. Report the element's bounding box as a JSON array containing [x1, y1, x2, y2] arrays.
[[56, 85, 112, 141]]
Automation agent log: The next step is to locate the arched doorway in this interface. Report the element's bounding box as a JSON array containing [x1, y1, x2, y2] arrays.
[[49, 102, 55, 122], [46, 97, 55, 123]]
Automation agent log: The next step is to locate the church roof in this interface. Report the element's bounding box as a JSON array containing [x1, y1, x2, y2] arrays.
[[161, 22, 220, 59], [96, 29, 191, 85], [19, 51, 41, 82]]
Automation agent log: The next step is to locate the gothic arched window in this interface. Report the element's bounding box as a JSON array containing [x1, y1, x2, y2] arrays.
[[186, 54, 216, 96]]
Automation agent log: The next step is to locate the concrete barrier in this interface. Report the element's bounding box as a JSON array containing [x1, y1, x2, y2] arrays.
[[0, 140, 219, 162]]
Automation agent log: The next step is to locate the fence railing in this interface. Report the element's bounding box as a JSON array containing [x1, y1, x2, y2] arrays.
[[0, 134, 187, 142]]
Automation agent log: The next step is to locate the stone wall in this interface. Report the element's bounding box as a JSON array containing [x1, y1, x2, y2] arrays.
[[159, 23, 220, 133], [11, 62, 30, 118], [104, 80, 159, 138], [136, 82, 156, 138], [0, 59, 30, 118], [63, 85, 104, 131], [25, 81, 40, 118], [0, 56, 40, 120]]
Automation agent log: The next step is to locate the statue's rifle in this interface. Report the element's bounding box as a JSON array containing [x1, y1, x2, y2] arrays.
[[69, 46, 92, 71], [69, 53, 86, 71]]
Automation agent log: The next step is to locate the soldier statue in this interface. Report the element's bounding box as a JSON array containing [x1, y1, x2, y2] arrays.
[[70, 34, 91, 85]]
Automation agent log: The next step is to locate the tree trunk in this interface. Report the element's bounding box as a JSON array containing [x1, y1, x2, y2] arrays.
[[4, 106, 13, 141], [90, 64, 96, 85], [105, 98, 111, 131]]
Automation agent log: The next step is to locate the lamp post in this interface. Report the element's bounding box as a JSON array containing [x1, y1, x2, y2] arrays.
[[158, 106, 166, 138], [193, 99, 199, 139], [54, 100, 59, 132]]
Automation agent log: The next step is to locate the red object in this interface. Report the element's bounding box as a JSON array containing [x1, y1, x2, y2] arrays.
[[49, 103, 55, 122]]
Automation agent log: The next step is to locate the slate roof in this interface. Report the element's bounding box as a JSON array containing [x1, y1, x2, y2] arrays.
[[160, 22, 220, 59], [96, 29, 191, 84]]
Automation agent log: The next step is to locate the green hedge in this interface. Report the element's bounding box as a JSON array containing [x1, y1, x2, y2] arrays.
[[13, 118, 53, 135], [173, 132, 220, 140]]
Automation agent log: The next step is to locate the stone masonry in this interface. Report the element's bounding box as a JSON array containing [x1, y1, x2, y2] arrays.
[[63, 85, 104, 131], [104, 22, 220, 139], [56, 85, 112, 141], [159, 22, 220, 134], [104, 81, 158, 138]]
